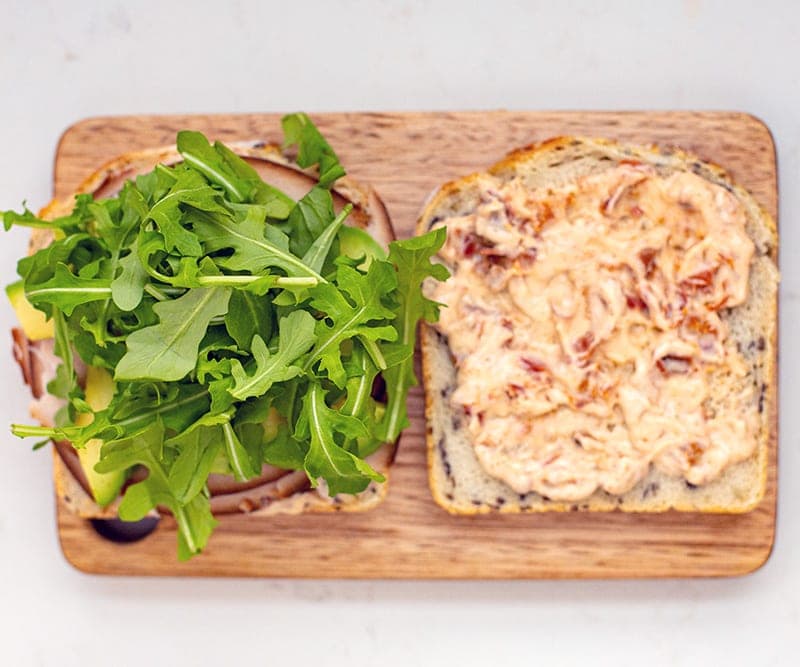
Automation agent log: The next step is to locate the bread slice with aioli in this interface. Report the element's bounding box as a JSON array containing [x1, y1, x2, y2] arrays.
[[418, 137, 778, 515], [12, 140, 396, 520]]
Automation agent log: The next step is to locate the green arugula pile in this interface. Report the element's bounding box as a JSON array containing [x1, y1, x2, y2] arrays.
[[3, 114, 448, 559]]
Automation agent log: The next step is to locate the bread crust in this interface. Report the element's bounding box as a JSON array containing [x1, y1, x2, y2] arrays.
[[418, 136, 778, 515], [29, 140, 396, 519]]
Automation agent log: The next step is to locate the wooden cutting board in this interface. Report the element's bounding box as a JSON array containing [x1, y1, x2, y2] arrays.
[[53, 111, 778, 578]]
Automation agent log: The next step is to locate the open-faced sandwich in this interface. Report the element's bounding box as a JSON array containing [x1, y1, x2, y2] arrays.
[[420, 137, 778, 514], [5, 113, 446, 559]]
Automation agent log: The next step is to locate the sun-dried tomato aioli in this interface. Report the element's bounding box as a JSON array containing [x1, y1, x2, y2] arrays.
[[430, 164, 757, 501]]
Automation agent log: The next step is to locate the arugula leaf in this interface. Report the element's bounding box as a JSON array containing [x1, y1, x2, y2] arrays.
[[14, 382, 212, 449], [2, 206, 56, 231], [224, 289, 273, 351], [229, 310, 316, 400], [177, 131, 251, 203], [177, 131, 295, 218], [144, 167, 220, 256], [96, 420, 217, 560], [302, 203, 352, 273], [263, 427, 307, 470], [306, 261, 397, 387], [2, 194, 94, 232], [284, 186, 335, 257], [192, 208, 323, 281], [378, 228, 450, 442], [340, 345, 384, 457], [213, 142, 295, 218], [341, 346, 378, 420], [165, 425, 223, 502], [220, 419, 257, 481], [302, 383, 383, 495], [46, 310, 74, 399], [25, 263, 112, 316], [47, 309, 82, 429], [173, 494, 217, 561], [282, 113, 345, 187], [77, 193, 146, 342], [115, 287, 231, 381], [207, 377, 236, 415], [111, 241, 149, 311], [16, 231, 92, 289]]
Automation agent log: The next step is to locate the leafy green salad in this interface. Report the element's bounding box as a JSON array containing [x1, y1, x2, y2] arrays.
[[3, 114, 448, 559]]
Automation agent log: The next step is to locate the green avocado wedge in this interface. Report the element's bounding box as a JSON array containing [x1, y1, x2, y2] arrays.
[[337, 225, 386, 268], [6, 280, 53, 340], [75, 367, 126, 507]]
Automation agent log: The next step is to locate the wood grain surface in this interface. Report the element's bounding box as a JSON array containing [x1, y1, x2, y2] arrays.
[[52, 111, 778, 578]]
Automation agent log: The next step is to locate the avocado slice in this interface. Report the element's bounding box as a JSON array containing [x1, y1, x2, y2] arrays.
[[75, 366, 126, 507], [6, 281, 53, 340], [338, 226, 386, 269]]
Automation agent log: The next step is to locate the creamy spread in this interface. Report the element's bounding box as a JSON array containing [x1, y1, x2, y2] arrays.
[[430, 164, 757, 501]]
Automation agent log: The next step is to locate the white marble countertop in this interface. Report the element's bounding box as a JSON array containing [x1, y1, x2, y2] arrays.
[[1, 1, 797, 665]]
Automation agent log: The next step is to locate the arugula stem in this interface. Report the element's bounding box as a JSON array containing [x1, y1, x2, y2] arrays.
[[147, 282, 210, 302], [383, 369, 405, 443], [359, 336, 387, 370], [154, 163, 177, 182], [144, 284, 169, 301], [308, 384, 344, 476], [173, 505, 198, 555], [11, 424, 60, 438], [221, 420, 248, 480], [7, 220, 59, 229], [301, 203, 352, 272], [139, 449, 201, 557], [274, 277, 319, 288], [104, 387, 211, 436], [195, 275, 258, 286], [195, 275, 318, 288], [180, 152, 247, 202], [283, 381, 301, 426], [25, 286, 112, 299], [303, 310, 363, 373], [343, 352, 372, 418], [199, 213, 327, 283]]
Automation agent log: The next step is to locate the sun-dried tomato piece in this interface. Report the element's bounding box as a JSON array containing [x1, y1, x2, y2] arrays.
[[625, 292, 649, 313], [520, 356, 547, 373], [573, 332, 595, 355], [638, 247, 658, 279]]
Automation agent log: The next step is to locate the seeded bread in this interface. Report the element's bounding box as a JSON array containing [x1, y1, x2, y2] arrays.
[[24, 141, 396, 519], [418, 137, 778, 514]]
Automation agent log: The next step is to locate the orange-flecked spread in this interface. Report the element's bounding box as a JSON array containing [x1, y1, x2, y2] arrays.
[[430, 164, 756, 501]]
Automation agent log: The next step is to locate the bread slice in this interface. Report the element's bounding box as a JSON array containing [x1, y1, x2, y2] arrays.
[[419, 137, 778, 515], [20, 140, 396, 519]]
